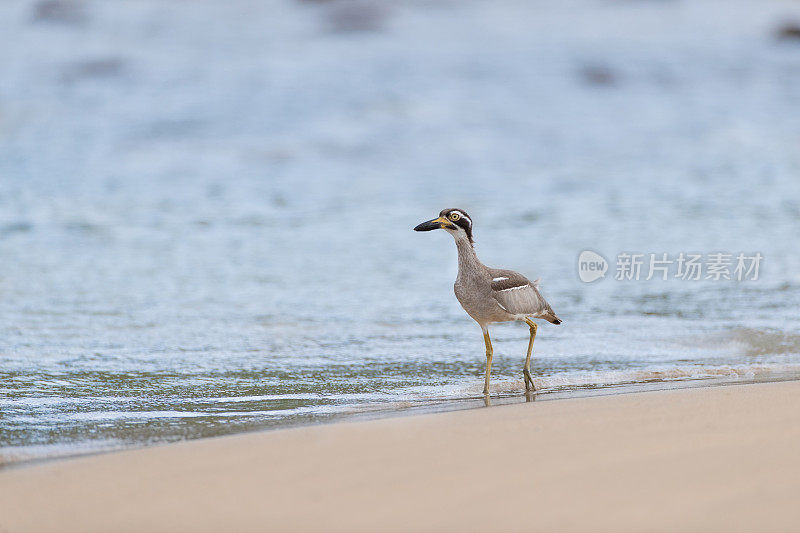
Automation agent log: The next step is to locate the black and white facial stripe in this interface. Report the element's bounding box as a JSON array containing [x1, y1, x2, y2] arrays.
[[439, 208, 473, 244]]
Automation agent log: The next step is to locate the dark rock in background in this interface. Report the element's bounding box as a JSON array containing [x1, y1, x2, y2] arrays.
[[31, 0, 88, 25], [776, 21, 800, 42]]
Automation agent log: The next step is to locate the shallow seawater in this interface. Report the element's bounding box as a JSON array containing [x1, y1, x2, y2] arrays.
[[2, 0, 800, 465]]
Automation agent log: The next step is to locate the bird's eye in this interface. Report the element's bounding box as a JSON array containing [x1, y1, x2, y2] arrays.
[[449, 213, 460, 221]]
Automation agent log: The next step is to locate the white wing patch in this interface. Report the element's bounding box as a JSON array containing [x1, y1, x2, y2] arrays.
[[498, 285, 527, 292], [492, 276, 508, 282]]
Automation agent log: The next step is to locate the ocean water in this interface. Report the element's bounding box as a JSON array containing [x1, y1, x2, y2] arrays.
[[2, 0, 800, 464]]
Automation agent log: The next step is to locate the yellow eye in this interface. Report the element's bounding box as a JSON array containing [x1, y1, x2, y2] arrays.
[[449, 212, 460, 221]]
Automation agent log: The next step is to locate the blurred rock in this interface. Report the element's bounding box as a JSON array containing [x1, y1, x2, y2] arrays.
[[776, 21, 800, 42], [272, 194, 288, 208], [520, 210, 541, 223], [325, 1, 387, 33], [31, 0, 88, 25], [61, 58, 126, 83], [578, 64, 617, 86], [0, 222, 33, 236]]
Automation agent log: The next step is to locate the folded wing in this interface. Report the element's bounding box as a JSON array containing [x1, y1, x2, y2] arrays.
[[490, 269, 561, 324]]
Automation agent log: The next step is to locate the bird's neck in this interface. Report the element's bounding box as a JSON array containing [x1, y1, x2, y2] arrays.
[[454, 235, 481, 276]]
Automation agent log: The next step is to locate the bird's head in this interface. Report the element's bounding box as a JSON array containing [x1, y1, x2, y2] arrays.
[[413, 208, 474, 244]]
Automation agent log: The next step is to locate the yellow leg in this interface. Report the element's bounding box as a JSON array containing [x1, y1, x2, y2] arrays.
[[482, 327, 493, 395], [523, 318, 538, 392]]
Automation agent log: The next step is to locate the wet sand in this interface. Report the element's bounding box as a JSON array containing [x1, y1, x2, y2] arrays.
[[1, 381, 799, 532]]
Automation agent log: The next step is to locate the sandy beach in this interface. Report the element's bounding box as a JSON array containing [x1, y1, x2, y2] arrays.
[[1, 381, 799, 532]]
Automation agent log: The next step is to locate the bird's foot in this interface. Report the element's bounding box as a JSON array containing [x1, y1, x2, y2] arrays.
[[523, 370, 536, 392], [524, 390, 535, 402]]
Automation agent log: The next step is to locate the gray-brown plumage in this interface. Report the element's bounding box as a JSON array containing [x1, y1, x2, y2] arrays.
[[414, 208, 561, 395]]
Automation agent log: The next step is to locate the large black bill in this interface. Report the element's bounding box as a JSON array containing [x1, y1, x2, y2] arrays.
[[413, 219, 442, 231]]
